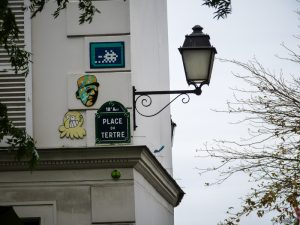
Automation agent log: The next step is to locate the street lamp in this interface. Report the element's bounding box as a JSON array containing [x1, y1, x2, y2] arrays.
[[133, 25, 217, 129]]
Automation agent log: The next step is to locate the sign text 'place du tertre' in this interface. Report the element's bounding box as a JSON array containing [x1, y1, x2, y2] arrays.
[[95, 101, 130, 144]]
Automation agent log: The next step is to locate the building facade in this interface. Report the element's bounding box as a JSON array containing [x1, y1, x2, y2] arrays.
[[0, 0, 184, 224]]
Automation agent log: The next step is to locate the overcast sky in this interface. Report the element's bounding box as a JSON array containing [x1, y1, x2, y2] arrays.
[[167, 1, 299, 224]]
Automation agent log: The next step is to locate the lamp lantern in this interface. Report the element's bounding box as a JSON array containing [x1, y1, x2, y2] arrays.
[[179, 25, 217, 89]]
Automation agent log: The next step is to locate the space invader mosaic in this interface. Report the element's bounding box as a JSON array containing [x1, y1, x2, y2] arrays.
[[90, 42, 125, 69]]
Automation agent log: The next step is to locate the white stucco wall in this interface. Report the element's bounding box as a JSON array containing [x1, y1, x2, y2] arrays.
[[133, 169, 174, 225], [31, 0, 131, 149], [31, 0, 173, 172], [129, 0, 173, 174], [32, 2, 87, 148], [0, 168, 135, 225], [0, 162, 180, 225]]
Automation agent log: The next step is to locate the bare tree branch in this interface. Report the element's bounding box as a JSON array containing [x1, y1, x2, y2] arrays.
[[198, 52, 300, 224]]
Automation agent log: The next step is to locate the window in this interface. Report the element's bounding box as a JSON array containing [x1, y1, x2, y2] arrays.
[[13, 202, 56, 225], [0, 0, 26, 129], [21, 217, 41, 225], [0, 207, 40, 225]]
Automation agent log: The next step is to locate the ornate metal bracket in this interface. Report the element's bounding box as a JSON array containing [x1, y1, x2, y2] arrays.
[[132, 82, 207, 130]]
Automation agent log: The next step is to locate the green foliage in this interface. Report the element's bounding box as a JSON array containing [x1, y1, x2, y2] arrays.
[[29, 0, 100, 24], [0, 103, 39, 169], [202, 0, 232, 19], [78, 0, 100, 24]]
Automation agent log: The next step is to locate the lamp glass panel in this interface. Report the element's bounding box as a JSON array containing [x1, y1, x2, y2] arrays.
[[182, 49, 212, 83]]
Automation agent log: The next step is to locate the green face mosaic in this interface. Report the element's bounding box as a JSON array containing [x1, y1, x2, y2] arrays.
[[75, 75, 99, 107]]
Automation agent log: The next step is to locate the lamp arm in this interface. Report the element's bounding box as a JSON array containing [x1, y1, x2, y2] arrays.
[[132, 83, 206, 130], [134, 89, 198, 96], [135, 92, 191, 118]]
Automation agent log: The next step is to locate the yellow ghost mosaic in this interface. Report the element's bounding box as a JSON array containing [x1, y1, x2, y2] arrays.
[[59, 111, 86, 139]]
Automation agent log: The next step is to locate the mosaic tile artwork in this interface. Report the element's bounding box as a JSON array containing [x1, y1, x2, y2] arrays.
[[75, 75, 99, 107], [90, 42, 125, 69], [59, 111, 86, 139]]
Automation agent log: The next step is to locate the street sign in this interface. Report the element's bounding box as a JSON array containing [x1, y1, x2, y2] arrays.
[[95, 101, 130, 144], [90, 42, 125, 69]]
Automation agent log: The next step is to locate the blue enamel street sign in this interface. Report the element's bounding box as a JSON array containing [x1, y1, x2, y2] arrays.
[[90, 42, 125, 69], [95, 101, 130, 144]]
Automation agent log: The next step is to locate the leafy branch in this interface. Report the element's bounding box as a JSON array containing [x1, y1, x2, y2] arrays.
[[0, 103, 38, 169], [202, 0, 232, 19]]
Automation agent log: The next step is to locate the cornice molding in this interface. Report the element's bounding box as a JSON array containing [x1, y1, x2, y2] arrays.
[[0, 146, 184, 206]]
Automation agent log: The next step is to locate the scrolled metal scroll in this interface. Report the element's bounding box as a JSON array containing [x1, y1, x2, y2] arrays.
[[132, 85, 204, 130], [135, 93, 191, 118]]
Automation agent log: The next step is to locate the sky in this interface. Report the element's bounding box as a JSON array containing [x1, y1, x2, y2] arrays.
[[167, 0, 299, 224]]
